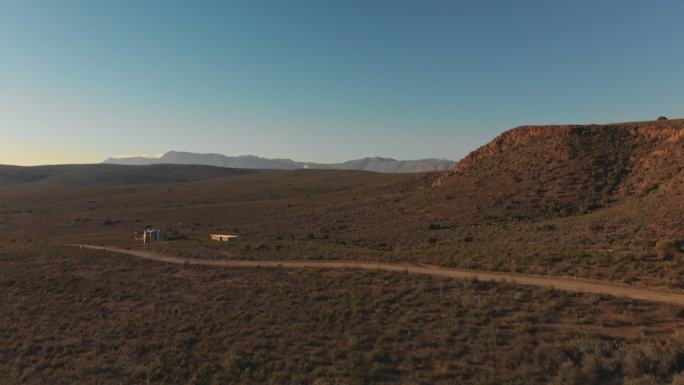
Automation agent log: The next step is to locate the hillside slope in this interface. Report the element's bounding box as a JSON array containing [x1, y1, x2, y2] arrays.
[[431, 119, 684, 222], [0, 164, 262, 190]]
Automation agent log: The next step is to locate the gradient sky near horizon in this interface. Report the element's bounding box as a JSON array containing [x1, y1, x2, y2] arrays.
[[1, 1, 683, 166]]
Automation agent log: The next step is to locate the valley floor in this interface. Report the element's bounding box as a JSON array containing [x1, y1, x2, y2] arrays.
[[2, 243, 684, 385], [1, 162, 684, 384], [75, 243, 684, 306]]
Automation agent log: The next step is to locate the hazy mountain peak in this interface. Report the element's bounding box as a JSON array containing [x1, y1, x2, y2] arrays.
[[104, 151, 454, 173]]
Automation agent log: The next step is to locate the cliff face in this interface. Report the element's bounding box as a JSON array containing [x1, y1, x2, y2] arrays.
[[431, 119, 684, 221]]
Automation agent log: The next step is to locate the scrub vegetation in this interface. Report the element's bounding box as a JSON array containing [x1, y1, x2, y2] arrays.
[[2, 119, 684, 383], [2, 245, 684, 385]]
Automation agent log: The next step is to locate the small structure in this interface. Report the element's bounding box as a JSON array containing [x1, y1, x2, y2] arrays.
[[135, 226, 165, 243], [210, 234, 239, 242]]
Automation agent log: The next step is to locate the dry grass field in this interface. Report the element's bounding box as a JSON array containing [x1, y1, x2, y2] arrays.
[[2, 119, 684, 384], [2, 244, 684, 385]]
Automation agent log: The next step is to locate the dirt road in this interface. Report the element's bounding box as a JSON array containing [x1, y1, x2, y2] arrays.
[[73, 244, 684, 306]]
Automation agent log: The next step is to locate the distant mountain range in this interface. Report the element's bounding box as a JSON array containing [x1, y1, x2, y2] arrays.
[[103, 151, 455, 173]]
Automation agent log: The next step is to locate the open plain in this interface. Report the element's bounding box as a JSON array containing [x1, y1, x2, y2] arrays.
[[2, 120, 684, 384]]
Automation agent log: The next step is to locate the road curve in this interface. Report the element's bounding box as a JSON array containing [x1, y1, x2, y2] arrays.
[[72, 244, 684, 306]]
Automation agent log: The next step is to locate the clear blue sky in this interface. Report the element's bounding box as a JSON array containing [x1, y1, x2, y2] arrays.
[[1, 0, 683, 165]]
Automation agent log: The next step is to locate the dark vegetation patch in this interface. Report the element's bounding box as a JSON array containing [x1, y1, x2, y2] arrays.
[[1, 245, 684, 385]]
